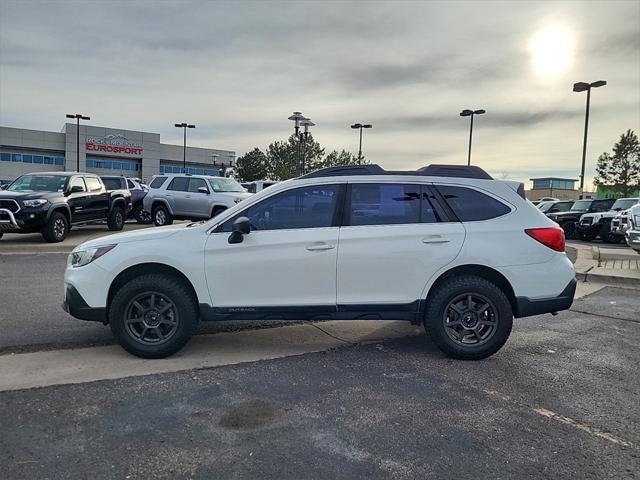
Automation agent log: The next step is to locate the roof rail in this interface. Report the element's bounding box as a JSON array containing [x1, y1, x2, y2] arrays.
[[299, 164, 493, 180]]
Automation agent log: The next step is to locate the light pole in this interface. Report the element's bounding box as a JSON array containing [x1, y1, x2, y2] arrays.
[[459, 109, 485, 166], [288, 112, 306, 175], [174, 123, 195, 172], [573, 80, 606, 198], [66, 113, 90, 172], [300, 118, 315, 174], [350, 123, 372, 164]]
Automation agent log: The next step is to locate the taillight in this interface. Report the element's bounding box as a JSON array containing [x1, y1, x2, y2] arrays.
[[525, 227, 565, 252]]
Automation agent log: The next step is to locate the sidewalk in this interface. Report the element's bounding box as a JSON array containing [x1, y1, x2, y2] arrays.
[[568, 241, 640, 287]]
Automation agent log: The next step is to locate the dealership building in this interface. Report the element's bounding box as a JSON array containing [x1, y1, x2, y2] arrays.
[[0, 124, 236, 182]]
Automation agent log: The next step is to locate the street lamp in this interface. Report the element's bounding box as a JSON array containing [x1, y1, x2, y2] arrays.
[[66, 113, 90, 172], [350, 123, 372, 164], [174, 122, 195, 172], [300, 118, 315, 174], [288, 112, 307, 175], [573, 80, 606, 198], [459, 109, 485, 166]]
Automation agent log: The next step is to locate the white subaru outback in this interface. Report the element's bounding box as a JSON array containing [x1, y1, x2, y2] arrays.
[[63, 164, 576, 360]]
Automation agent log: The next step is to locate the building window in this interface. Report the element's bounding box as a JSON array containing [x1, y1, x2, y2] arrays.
[[86, 157, 140, 172], [1, 153, 10, 161], [0, 151, 64, 166]]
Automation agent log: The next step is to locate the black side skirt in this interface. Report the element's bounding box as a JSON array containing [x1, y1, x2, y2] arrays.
[[514, 278, 576, 318]]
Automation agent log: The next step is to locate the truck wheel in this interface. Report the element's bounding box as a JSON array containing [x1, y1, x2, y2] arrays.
[[107, 206, 125, 231], [153, 205, 173, 226], [109, 274, 198, 358], [424, 275, 513, 360], [579, 231, 596, 242], [133, 204, 152, 224], [211, 206, 227, 218], [42, 212, 68, 243], [561, 222, 576, 240], [598, 223, 611, 242]]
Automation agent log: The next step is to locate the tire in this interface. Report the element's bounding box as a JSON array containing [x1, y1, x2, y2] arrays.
[[133, 204, 152, 224], [579, 231, 596, 242], [153, 204, 173, 226], [42, 211, 68, 243], [598, 222, 611, 242], [107, 206, 125, 231], [561, 221, 577, 240], [109, 274, 198, 358], [424, 275, 513, 360], [211, 206, 227, 218]]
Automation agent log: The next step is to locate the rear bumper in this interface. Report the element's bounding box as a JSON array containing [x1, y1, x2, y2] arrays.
[[62, 284, 107, 323], [514, 278, 576, 318]]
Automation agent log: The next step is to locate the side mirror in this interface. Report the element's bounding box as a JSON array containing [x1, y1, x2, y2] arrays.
[[228, 216, 251, 244], [67, 185, 84, 195], [198, 187, 209, 194]]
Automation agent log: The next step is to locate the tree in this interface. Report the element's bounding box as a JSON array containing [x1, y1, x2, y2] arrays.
[[317, 149, 366, 169], [236, 148, 268, 181], [594, 129, 640, 196], [266, 134, 325, 181]]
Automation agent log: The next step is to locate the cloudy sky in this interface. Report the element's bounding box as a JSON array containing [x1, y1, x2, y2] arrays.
[[1, 0, 638, 187]]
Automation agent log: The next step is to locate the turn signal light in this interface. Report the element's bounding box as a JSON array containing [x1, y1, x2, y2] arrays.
[[525, 227, 565, 252]]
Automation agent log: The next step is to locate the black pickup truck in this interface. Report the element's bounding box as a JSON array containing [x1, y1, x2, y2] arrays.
[[0, 172, 131, 243]]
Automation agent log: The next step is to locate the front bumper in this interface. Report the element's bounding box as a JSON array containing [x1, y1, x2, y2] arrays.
[[514, 278, 576, 318], [62, 284, 107, 323], [626, 230, 640, 252], [0, 207, 49, 232]]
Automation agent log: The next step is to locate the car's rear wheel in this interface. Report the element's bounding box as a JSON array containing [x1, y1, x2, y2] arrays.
[[107, 206, 125, 231], [562, 221, 577, 240], [109, 274, 198, 358], [42, 211, 68, 243], [153, 205, 173, 226], [424, 275, 513, 360]]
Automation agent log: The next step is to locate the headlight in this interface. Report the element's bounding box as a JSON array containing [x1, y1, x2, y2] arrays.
[[69, 244, 117, 268], [22, 199, 48, 207], [635, 215, 640, 227]]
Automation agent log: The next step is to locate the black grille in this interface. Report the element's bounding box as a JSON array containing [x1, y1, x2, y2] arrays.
[[0, 200, 19, 213]]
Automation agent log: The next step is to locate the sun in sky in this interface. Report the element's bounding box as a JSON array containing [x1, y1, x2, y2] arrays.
[[530, 26, 574, 76]]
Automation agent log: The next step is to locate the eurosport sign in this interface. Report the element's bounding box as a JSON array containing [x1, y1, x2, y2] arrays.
[[85, 134, 143, 157]]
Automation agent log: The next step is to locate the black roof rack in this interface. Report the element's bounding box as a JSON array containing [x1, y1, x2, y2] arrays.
[[300, 164, 493, 180]]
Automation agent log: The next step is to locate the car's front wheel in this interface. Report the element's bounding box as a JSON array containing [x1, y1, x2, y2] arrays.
[[109, 274, 198, 358], [424, 275, 513, 360], [42, 211, 68, 243]]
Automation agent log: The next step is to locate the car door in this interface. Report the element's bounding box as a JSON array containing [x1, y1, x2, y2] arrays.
[[336, 182, 465, 307], [83, 176, 109, 220], [204, 183, 343, 309], [165, 177, 190, 215], [66, 176, 90, 223], [184, 177, 211, 217]]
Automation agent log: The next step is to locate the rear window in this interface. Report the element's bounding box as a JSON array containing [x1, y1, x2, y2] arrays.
[[436, 185, 511, 221], [150, 176, 167, 189]]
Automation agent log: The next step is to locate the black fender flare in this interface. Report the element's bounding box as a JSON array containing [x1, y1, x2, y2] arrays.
[[46, 204, 72, 223]]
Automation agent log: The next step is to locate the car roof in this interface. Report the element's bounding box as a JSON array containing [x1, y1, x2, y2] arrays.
[[299, 164, 493, 181], [20, 172, 98, 177]]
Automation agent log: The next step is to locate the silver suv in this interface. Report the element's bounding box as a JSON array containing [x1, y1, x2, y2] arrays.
[[143, 174, 252, 226]]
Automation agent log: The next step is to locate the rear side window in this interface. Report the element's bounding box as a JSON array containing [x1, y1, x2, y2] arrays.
[[150, 176, 167, 189], [167, 177, 189, 192], [436, 185, 511, 221], [101, 177, 123, 190], [127, 180, 136, 189], [347, 184, 421, 226], [84, 177, 103, 192]]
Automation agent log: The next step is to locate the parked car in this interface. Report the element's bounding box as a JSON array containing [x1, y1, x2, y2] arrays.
[[0, 172, 130, 242], [99, 175, 134, 220], [242, 180, 278, 193], [532, 197, 559, 206], [126, 177, 151, 224], [610, 208, 633, 243], [537, 200, 574, 214], [625, 204, 640, 254], [547, 198, 616, 239], [143, 174, 252, 226], [63, 164, 575, 360], [577, 197, 640, 242]]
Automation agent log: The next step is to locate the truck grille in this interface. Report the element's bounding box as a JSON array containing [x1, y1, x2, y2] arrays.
[[0, 199, 20, 213]]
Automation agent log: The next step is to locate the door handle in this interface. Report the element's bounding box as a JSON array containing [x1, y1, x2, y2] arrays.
[[306, 243, 335, 251], [422, 235, 450, 244]]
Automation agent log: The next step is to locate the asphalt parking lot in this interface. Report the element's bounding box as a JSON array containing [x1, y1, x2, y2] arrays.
[[1, 276, 639, 478]]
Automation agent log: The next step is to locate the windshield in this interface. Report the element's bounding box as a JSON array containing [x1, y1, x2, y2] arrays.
[[207, 177, 245, 193], [611, 199, 639, 211], [7, 174, 68, 192], [538, 202, 554, 212], [570, 200, 592, 212]]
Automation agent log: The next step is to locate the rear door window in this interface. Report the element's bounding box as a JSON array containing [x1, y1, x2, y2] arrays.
[[101, 177, 123, 190], [436, 185, 511, 221], [347, 184, 421, 226], [167, 177, 189, 192]]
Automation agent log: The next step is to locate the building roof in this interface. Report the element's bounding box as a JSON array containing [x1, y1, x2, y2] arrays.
[[529, 177, 577, 182]]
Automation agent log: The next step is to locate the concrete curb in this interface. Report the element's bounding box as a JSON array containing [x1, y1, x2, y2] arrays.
[[570, 244, 640, 287]]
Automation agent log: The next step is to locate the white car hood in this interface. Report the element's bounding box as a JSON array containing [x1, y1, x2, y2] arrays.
[[77, 224, 188, 249]]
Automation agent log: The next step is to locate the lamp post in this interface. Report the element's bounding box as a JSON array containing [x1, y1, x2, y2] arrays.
[[300, 118, 315, 175], [459, 109, 485, 166], [174, 123, 195, 172], [288, 112, 306, 175], [573, 80, 606, 198], [350, 123, 372, 164], [66, 113, 90, 172]]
